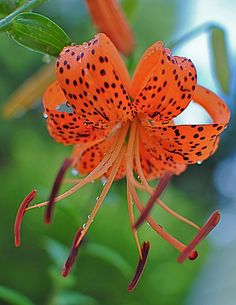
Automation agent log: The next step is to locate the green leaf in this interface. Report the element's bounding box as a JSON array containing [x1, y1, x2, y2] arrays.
[[8, 12, 71, 56], [54, 290, 99, 305], [210, 26, 231, 93], [121, 0, 138, 19], [42, 237, 69, 268], [84, 242, 132, 277], [0, 0, 26, 14], [0, 285, 36, 305]]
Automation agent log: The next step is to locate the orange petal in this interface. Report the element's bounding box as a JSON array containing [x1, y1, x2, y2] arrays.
[[85, 0, 135, 56], [137, 126, 187, 179], [144, 85, 230, 164], [131, 42, 197, 122], [43, 81, 108, 145], [56, 33, 134, 128]]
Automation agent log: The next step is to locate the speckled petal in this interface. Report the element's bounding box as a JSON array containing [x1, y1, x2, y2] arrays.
[[43, 81, 108, 145], [131, 41, 197, 122], [137, 126, 187, 179], [56, 33, 134, 129], [143, 85, 230, 164]]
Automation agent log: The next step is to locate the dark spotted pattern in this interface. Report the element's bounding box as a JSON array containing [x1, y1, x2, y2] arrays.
[[56, 34, 134, 129], [132, 42, 197, 122]]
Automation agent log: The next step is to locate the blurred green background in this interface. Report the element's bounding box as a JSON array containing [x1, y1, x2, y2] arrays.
[[0, 1, 235, 305]]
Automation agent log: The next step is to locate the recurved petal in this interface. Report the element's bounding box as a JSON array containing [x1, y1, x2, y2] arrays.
[[85, 0, 135, 56], [56, 33, 134, 129], [131, 41, 197, 122], [137, 126, 187, 180], [144, 85, 230, 164], [43, 81, 108, 145]]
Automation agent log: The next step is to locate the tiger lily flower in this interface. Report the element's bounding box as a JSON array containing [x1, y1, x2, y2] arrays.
[[85, 0, 135, 55], [15, 33, 230, 290]]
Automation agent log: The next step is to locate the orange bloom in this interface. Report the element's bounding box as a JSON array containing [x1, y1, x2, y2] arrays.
[[85, 0, 135, 55], [15, 33, 230, 290]]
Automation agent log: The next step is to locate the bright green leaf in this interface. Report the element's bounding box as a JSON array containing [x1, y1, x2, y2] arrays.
[[210, 26, 231, 93], [8, 12, 71, 56], [0, 285, 36, 305], [84, 242, 132, 277]]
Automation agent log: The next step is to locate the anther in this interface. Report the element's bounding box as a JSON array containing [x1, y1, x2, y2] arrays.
[[14, 189, 37, 247], [134, 172, 173, 229], [128, 241, 150, 291], [44, 158, 72, 224], [178, 210, 220, 263], [61, 228, 83, 277]]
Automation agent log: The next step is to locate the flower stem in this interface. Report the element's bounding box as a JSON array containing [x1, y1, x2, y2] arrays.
[[167, 22, 219, 50], [0, 0, 46, 33]]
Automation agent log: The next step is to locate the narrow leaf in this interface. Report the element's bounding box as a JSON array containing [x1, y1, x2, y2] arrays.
[[0, 285, 36, 305], [210, 26, 231, 93], [8, 12, 71, 56], [84, 242, 132, 277]]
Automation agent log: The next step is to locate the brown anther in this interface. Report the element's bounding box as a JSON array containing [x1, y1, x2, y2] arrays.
[[61, 228, 83, 277], [44, 158, 72, 224], [178, 210, 220, 263], [14, 189, 37, 247], [128, 241, 150, 291], [134, 172, 173, 229]]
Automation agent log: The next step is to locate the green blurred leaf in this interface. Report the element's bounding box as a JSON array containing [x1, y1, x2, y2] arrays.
[[0, 0, 27, 14], [210, 26, 231, 93], [43, 237, 69, 268], [8, 12, 71, 56], [54, 290, 99, 305], [0, 285, 36, 305], [49, 267, 76, 289], [84, 242, 132, 277], [121, 0, 138, 19]]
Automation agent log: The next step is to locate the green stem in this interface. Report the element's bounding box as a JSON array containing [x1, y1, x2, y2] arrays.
[[0, 0, 46, 33], [167, 22, 219, 50]]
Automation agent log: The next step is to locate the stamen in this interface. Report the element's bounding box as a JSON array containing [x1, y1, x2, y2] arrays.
[[74, 145, 126, 248], [128, 241, 150, 291], [134, 171, 173, 229], [14, 189, 37, 247], [26, 125, 129, 211], [178, 210, 220, 263], [44, 158, 72, 224], [61, 228, 83, 277], [127, 184, 142, 257], [134, 127, 200, 231], [125, 120, 192, 254]]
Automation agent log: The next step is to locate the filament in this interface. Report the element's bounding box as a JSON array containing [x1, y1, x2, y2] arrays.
[[26, 124, 129, 211], [74, 145, 126, 247], [134, 127, 200, 231]]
